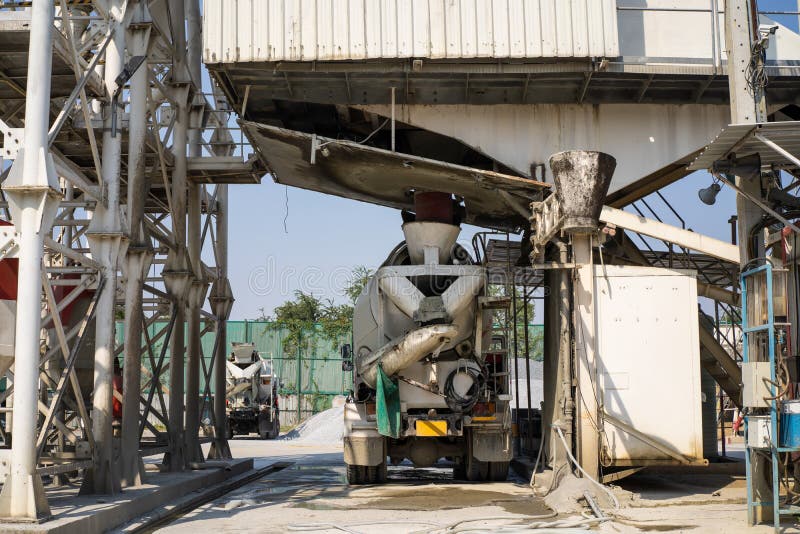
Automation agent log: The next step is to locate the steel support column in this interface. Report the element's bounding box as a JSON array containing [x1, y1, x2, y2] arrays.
[[184, 0, 204, 464], [161, 0, 193, 472], [572, 234, 599, 481], [541, 241, 572, 481], [83, 0, 126, 495], [207, 184, 232, 460], [162, 89, 191, 471], [120, 7, 153, 488], [0, 0, 61, 519], [726, 0, 770, 524]]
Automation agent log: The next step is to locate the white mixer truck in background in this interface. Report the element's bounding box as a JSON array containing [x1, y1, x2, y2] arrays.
[[226, 342, 280, 439], [342, 192, 513, 484]]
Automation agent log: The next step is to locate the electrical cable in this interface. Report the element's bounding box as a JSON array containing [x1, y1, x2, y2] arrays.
[[746, 37, 769, 97], [317, 118, 390, 150], [571, 283, 614, 469], [446, 517, 606, 533], [529, 422, 546, 489], [283, 185, 289, 234], [289, 520, 442, 533], [555, 426, 620, 510]]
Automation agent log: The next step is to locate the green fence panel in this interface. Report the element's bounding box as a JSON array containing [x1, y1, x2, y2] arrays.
[[116, 320, 354, 402]]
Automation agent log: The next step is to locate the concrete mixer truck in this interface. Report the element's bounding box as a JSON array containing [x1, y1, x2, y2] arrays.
[[225, 342, 280, 439], [342, 192, 512, 484]]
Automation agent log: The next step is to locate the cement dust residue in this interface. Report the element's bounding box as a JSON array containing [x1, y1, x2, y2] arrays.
[[305, 485, 551, 514], [541, 473, 631, 514]]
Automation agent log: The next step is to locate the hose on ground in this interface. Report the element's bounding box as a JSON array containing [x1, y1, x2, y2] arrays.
[[555, 426, 620, 510], [289, 520, 441, 533]]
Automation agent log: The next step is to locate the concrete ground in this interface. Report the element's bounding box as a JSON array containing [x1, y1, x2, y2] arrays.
[[151, 439, 795, 534]]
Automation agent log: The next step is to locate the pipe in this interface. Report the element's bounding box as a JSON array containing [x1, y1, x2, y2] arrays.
[[358, 324, 458, 389], [390, 87, 395, 152], [378, 276, 424, 318], [442, 275, 484, 319]]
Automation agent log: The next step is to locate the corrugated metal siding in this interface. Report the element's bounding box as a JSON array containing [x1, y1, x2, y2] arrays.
[[203, 0, 620, 63]]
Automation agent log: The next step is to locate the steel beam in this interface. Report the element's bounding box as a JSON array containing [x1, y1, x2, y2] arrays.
[[599, 206, 740, 264]]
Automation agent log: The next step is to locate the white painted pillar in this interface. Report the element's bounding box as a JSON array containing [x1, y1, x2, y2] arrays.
[[0, 0, 61, 519], [83, 0, 126, 494]]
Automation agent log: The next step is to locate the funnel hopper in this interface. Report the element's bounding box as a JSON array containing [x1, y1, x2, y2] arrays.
[[549, 151, 617, 233], [402, 221, 460, 264]]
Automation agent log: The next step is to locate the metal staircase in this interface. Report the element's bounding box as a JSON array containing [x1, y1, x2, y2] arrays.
[[605, 197, 743, 409]]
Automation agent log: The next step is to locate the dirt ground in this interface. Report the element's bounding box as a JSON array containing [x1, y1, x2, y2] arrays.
[[152, 439, 795, 533]]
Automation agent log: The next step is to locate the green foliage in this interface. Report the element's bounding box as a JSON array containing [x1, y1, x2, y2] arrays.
[[345, 266, 374, 304], [487, 284, 543, 361], [271, 266, 373, 357]]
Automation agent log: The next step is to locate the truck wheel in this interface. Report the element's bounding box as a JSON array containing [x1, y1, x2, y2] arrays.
[[368, 461, 388, 484], [488, 461, 509, 481], [465, 454, 488, 481], [346, 464, 366, 485], [452, 460, 467, 480], [465, 431, 488, 481]]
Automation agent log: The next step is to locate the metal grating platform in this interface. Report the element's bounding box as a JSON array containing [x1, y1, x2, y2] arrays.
[[688, 121, 800, 171]]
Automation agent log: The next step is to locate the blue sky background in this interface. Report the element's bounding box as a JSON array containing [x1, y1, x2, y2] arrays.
[[221, 1, 799, 321]]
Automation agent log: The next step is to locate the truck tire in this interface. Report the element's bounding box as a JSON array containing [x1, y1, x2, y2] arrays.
[[347, 461, 387, 485], [488, 461, 509, 481], [346, 464, 366, 485], [452, 460, 467, 480], [465, 454, 488, 481], [465, 431, 488, 481]]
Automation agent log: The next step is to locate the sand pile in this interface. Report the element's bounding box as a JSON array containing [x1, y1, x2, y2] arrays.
[[280, 404, 345, 445]]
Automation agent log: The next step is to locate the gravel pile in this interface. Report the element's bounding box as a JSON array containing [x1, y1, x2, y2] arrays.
[[279, 404, 345, 445], [512, 360, 544, 409]]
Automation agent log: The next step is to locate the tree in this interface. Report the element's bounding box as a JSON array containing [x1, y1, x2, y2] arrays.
[[344, 266, 373, 304], [271, 265, 374, 355], [487, 284, 543, 361]]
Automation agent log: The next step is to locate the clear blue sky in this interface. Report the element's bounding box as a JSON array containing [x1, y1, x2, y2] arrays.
[[225, 163, 740, 321], [221, 2, 797, 321]]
